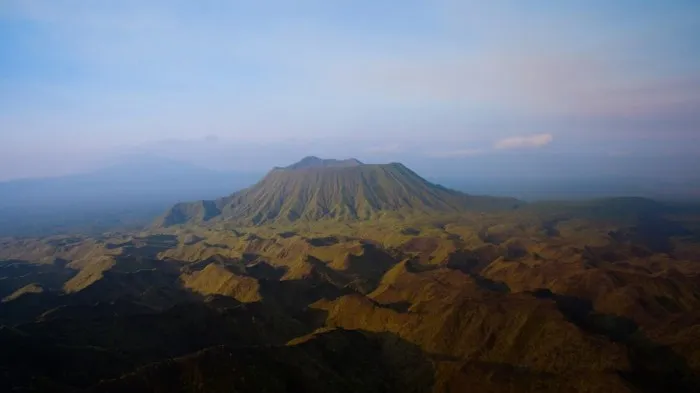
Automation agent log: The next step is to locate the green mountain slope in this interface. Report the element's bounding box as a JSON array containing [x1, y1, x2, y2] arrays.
[[156, 158, 521, 227]]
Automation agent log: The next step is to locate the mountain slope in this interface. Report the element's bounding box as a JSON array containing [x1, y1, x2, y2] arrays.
[[156, 158, 521, 227], [3, 198, 700, 391]]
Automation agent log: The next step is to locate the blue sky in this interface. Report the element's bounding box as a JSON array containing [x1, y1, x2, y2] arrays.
[[1, 0, 699, 180]]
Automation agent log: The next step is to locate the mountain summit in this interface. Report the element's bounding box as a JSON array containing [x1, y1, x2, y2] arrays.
[[156, 158, 520, 227], [283, 156, 363, 170]]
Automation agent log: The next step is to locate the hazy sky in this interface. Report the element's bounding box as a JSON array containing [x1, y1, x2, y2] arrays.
[[1, 0, 699, 180]]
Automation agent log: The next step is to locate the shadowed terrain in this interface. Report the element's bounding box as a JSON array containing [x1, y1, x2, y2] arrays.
[[2, 158, 700, 392]]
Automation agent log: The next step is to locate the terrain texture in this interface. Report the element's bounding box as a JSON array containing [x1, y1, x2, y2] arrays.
[[156, 157, 520, 227], [2, 158, 700, 392]]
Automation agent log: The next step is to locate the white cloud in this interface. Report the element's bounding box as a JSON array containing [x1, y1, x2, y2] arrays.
[[427, 134, 553, 157], [2, 0, 698, 180], [424, 148, 484, 158], [494, 134, 553, 150]]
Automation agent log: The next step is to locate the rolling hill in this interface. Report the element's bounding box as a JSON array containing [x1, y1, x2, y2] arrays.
[[2, 198, 700, 391], [4, 158, 700, 392], [157, 157, 521, 227]]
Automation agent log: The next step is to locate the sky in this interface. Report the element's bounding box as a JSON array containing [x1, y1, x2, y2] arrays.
[[1, 0, 699, 181]]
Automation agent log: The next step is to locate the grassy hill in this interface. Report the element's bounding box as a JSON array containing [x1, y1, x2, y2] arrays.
[[156, 158, 521, 227], [4, 157, 700, 392], [2, 202, 700, 391]]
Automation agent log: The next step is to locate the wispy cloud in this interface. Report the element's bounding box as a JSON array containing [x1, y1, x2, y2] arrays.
[[1, 1, 699, 179], [426, 134, 553, 157], [494, 134, 553, 150]]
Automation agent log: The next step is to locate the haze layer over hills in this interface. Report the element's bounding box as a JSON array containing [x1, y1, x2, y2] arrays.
[[1, 158, 700, 392], [0, 156, 260, 237]]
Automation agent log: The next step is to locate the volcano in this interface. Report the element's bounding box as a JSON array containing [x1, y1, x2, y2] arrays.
[[156, 157, 521, 227]]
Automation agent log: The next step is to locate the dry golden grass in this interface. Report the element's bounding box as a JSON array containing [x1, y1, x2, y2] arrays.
[[2, 196, 700, 392]]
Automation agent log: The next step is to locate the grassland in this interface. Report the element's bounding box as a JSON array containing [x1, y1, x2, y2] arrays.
[[2, 198, 700, 392]]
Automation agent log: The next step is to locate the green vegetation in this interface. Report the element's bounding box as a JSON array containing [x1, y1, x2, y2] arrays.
[[156, 158, 520, 227], [2, 158, 700, 392]]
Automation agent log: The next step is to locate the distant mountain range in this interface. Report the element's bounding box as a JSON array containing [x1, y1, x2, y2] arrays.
[[429, 175, 700, 201], [0, 156, 261, 236], [157, 157, 521, 227], [0, 156, 261, 209], [3, 154, 697, 237]]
